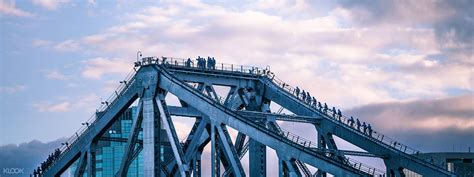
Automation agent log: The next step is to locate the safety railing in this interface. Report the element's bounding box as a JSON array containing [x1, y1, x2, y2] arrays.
[[40, 56, 446, 175], [141, 55, 441, 170], [41, 68, 137, 173], [156, 62, 386, 176], [155, 56, 269, 77], [278, 126, 385, 176], [262, 71, 449, 171]]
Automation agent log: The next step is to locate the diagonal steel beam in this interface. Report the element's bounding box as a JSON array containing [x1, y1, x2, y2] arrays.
[[223, 86, 237, 107], [205, 84, 220, 102], [157, 65, 371, 176], [156, 96, 189, 177], [234, 132, 247, 155], [166, 118, 209, 173], [74, 151, 87, 177], [278, 157, 302, 177], [216, 124, 246, 177], [116, 100, 144, 177]]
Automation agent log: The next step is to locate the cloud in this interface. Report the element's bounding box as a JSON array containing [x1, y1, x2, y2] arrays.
[[32, 0, 69, 10], [337, 0, 474, 65], [0, 85, 26, 94], [53, 40, 81, 52], [81, 57, 131, 80], [66, 1, 472, 108], [33, 101, 71, 112], [32, 39, 52, 48], [346, 94, 474, 151], [40, 69, 68, 80], [0, 0, 34, 17], [33, 94, 99, 113], [0, 138, 66, 177]]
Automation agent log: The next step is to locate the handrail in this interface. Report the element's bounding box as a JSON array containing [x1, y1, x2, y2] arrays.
[[157, 56, 450, 173], [41, 55, 450, 176], [156, 63, 384, 176], [40, 68, 137, 174], [262, 71, 451, 172]]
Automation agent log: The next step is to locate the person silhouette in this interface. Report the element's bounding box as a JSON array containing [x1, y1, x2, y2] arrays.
[[367, 124, 373, 136], [362, 122, 367, 134], [356, 119, 361, 131]]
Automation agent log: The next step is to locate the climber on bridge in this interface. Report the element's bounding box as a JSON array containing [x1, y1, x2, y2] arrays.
[[337, 109, 342, 121], [312, 97, 317, 107], [186, 58, 192, 67], [196, 56, 201, 68], [306, 92, 311, 103], [33, 169, 37, 177], [207, 56, 216, 69], [332, 107, 336, 118], [37, 167, 41, 176], [324, 103, 328, 112], [318, 102, 322, 110], [367, 123, 373, 136], [356, 118, 361, 131], [295, 87, 300, 97], [197, 56, 206, 69], [362, 122, 367, 134], [349, 116, 355, 127], [302, 90, 306, 100], [207, 56, 211, 69]]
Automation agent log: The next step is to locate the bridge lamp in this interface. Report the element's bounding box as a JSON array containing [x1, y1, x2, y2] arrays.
[[136, 51, 142, 62], [101, 101, 109, 106], [82, 122, 89, 127], [119, 80, 127, 85]]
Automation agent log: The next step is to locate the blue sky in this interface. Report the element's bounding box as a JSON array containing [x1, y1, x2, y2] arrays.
[[0, 0, 473, 176]]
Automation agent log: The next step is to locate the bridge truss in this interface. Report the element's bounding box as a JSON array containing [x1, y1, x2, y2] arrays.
[[38, 56, 455, 177]]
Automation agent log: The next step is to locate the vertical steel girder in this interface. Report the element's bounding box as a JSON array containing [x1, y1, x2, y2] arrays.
[[86, 143, 95, 177], [142, 97, 161, 177], [210, 123, 220, 177]]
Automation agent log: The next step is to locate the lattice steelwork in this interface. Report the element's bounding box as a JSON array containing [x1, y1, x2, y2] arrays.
[[34, 56, 456, 177]]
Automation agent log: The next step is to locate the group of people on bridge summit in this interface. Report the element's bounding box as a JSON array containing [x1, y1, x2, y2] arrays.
[[292, 86, 373, 137], [187, 56, 216, 69], [32, 148, 61, 177]]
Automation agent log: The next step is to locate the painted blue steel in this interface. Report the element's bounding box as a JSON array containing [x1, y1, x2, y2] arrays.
[[37, 56, 455, 177]]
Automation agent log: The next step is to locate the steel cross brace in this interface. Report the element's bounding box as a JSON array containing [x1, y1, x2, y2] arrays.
[[116, 100, 144, 177], [215, 123, 246, 177], [74, 150, 88, 177], [156, 96, 190, 177]]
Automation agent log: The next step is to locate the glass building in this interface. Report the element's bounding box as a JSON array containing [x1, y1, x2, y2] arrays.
[[67, 106, 173, 177]]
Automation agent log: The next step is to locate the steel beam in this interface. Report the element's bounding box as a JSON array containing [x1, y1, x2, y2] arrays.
[[262, 77, 453, 176], [142, 98, 161, 177], [74, 151, 87, 177], [116, 101, 143, 177], [157, 65, 370, 176], [156, 96, 189, 177], [42, 78, 140, 177], [86, 143, 95, 177], [216, 124, 246, 177], [210, 123, 220, 177]]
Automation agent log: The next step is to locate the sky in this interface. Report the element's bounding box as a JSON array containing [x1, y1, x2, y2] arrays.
[[0, 0, 473, 176]]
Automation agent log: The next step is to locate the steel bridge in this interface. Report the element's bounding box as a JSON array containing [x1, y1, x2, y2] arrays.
[[36, 56, 456, 177]]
